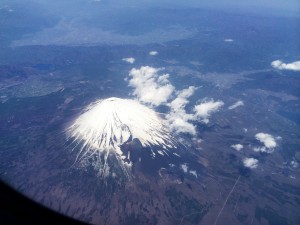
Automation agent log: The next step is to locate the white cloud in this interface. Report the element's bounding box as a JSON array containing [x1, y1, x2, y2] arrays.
[[243, 158, 258, 169], [253, 146, 273, 153], [254, 133, 277, 153], [194, 99, 224, 123], [128, 66, 175, 106], [127, 66, 224, 136], [149, 51, 158, 56], [169, 86, 196, 111], [228, 100, 244, 110], [224, 39, 234, 42], [180, 164, 197, 177], [122, 57, 135, 64], [166, 86, 197, 135], [128, 67, 198, 135], [180, 163, 188, 173], [189, 170, 197, 178], [231, 144, 243, 151], [166, 114, 196, 136], [290, 161, 298, 168], [271, 60, 300, 71]]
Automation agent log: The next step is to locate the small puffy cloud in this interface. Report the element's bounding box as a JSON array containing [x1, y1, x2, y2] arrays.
[[231, 144, 243, 151], [149, 51, 158, 56], [189, 170, 197, 178], [271, 60, 300, 71], [166, 115, 196, 136], [128, 66, 175, 106], [290, 161, 298, 168], [194, 99, 224, 123], [253, 133, 277, 153], [253, 147, 271, 153], [166, 87, 197, 135], [243, 158, 258, 169], [169, 86, 196, 111], [166, 86, 197, 135], [224, 39, 234, 42], [255, 133, 277, 150], [180, 164, 197, 177], [228, 100, 244, 110], [122, 57, 135, 64], [180, 163, 188, 173]]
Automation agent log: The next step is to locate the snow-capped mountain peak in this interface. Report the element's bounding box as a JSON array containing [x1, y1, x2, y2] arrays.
[[66, 97, 177, 177]]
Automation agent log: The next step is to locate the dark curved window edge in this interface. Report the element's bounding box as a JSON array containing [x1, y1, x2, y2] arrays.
[[0, 180, 88, 225]]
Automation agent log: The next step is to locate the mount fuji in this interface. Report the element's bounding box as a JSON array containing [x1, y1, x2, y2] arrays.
[[66, 97, 183, 178]]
